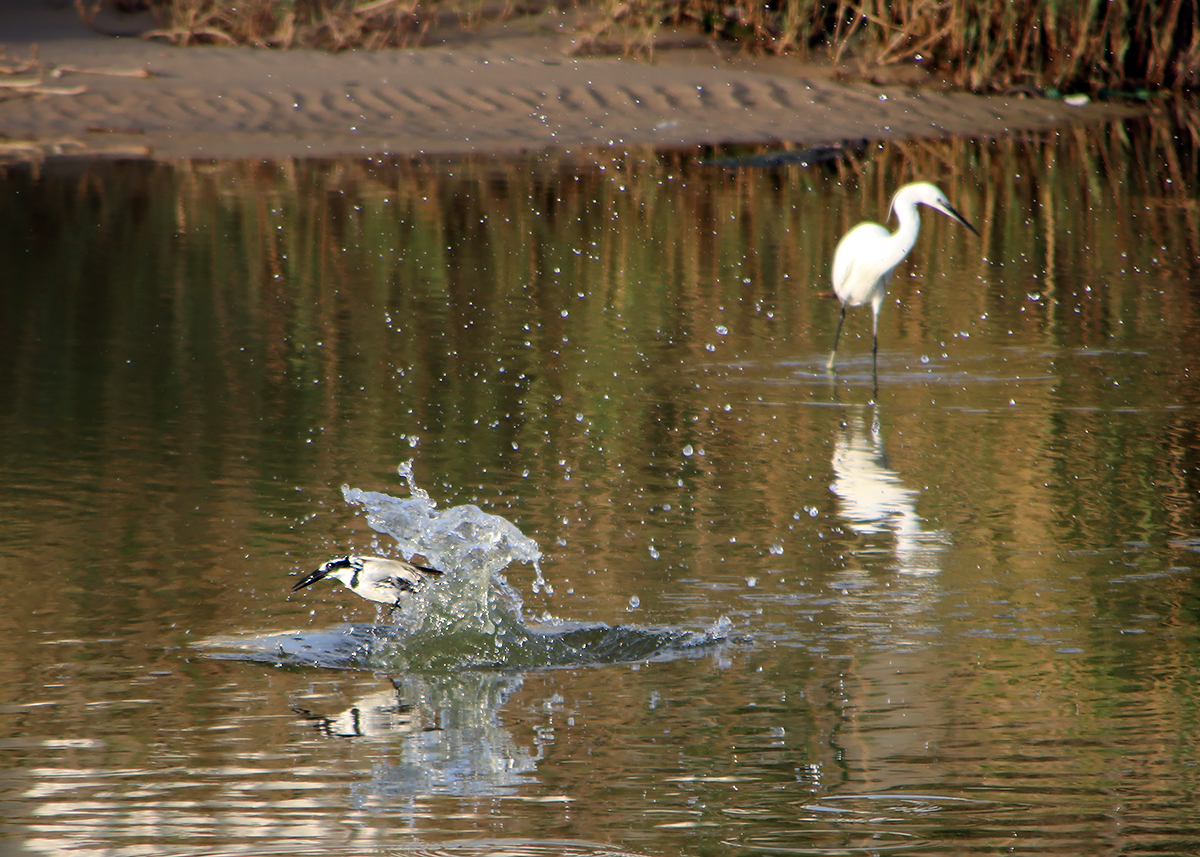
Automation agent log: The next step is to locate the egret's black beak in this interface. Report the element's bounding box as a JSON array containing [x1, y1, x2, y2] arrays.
[[942, 202, 980, 237]]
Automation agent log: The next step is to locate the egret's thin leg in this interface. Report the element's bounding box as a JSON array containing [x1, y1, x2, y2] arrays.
[[827, 305, 847, 371], [870, 305, 880, 401]]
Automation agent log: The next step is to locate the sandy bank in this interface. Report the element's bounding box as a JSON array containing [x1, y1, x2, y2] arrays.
[[0, 1, 1145, 162]]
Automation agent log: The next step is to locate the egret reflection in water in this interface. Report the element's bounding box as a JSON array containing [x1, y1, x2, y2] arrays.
[[831, 409, 944, 577]]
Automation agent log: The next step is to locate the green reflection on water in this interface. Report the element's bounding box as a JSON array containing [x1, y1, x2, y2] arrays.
[[1, 112, 1200, 856]]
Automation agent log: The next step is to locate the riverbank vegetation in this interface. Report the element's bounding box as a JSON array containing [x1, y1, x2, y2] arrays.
[[86, 0, 1200, 93]]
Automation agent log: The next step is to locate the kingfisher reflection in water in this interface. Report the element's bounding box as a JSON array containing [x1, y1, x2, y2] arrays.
[[292, 673, 539, 797]]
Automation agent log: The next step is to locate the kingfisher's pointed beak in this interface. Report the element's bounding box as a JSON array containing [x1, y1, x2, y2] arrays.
[[292, 566, 330, 592]]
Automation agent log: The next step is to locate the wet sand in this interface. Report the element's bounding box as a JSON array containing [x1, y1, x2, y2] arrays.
[[0, 1, 1144, 161]]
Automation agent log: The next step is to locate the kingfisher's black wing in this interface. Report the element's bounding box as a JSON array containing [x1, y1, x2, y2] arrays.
[[383, 574, 421, 593]]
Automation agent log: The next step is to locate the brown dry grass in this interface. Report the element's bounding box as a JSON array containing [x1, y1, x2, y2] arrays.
[[140, 0, 431, 49], [102, 0, 1200, 91], [574, 0, 1200, 91]]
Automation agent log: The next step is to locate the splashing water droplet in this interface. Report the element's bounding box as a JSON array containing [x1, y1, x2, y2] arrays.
[[532, 558, 554, 595], [206, 469, 733, 672]]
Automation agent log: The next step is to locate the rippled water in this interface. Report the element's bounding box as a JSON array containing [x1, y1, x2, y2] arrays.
[[2, 112, 1200, 856]]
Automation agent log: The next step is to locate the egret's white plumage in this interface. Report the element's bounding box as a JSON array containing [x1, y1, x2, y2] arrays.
[[292, 555, 443, 608], [827, 182, 979, 375]]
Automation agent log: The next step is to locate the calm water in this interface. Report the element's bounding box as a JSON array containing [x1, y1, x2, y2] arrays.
[[2, 112, 1200, 857]]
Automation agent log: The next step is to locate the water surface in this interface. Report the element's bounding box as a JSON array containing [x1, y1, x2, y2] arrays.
[[2, 114, 1200, 856]]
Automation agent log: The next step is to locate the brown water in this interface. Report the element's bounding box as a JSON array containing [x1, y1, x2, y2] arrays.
[[2, 113, 1200, 857]]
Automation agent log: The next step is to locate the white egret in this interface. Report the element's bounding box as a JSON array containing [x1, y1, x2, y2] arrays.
[[292, 555, 443, 612], [827, 181, 979, 375]]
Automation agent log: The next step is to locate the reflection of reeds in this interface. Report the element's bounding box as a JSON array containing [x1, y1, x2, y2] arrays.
[[6, 117, 1200, 819], [4, 106, 1200, 564]]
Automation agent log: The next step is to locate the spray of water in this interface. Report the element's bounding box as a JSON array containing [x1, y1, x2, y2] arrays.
[[200, 462, 732, 672], [342, 460, 543, 636]]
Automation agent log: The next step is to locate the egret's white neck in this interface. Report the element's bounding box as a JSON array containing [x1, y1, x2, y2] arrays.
[[884, 200, 922, 269]]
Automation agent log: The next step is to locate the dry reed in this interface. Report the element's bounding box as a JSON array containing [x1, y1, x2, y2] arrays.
[[123, 0, 1200, 91], [577, 0, 1200, 91], [141, 0, 429, 49]]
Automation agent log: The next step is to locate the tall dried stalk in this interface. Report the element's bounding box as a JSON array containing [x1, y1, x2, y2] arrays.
[[144, 0, 429, 49], [583, 0, 1200, 91], [842, 0, 1200, 91], [569, 0, 1198, 90], [138, 0, 1200, 90]]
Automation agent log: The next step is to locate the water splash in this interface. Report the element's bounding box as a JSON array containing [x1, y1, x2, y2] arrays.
[[341, 460, 542, 638], [201, 462, 732, 672], [203, 617, 731, 672]]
